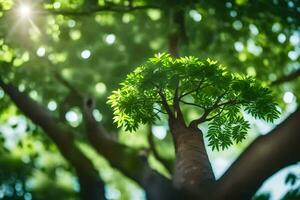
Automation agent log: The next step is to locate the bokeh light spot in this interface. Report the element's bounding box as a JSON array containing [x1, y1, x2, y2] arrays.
[[36, 47, 45, 57], [283, 91, 294, 104], [189, 10, 202, 22], [47, 100, 57, 111], [105, 34, 116, 45], [81, 50, 91, 59], [152, 126, 167, 140], [95, 82, 107, 95]]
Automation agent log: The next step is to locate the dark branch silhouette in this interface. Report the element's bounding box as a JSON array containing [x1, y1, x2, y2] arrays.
[[213, 107, 300, 199], [82, 98, 179, 200], [272, 68, 300, 85], [147, 130, 174, 174], [0, 77, 106, 200], [43, 5, 160, 16]]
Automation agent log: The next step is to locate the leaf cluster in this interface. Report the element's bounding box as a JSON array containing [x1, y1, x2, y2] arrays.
[[108, 53, 280, 150]]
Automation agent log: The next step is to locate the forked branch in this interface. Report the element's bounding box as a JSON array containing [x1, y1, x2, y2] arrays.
[[158, 89, 174, 117]]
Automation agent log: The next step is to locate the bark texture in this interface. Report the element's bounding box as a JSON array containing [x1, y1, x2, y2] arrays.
[[169, 118, 215, 195]]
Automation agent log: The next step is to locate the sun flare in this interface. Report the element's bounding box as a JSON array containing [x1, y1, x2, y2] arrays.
[[18, 4, 31, 18]]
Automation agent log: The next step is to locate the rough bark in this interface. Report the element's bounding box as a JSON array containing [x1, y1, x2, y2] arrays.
[[83, 99, 179, 200], [212, 107, 300, 199], [169, 117, 215, 195], [0, 78, 106, 200]]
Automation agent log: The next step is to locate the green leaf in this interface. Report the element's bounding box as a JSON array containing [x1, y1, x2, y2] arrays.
[[108, 53, 280, 151]]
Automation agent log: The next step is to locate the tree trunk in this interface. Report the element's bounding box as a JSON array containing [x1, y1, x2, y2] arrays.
[[169, 118, 215, 195]]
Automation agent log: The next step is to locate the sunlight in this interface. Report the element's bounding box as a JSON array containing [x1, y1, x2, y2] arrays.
[[18, 4, 31, 18], [152, 126, 167, 140], [6, 2, 41, 39]]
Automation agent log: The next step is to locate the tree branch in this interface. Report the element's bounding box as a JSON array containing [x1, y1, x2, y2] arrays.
[[147, 130, 174, 174], [271, 68, 300, 85], [189, 93, 227, 128], [179, 79, 205, 99], [168, 8, 188, 57], [54, 71, 83, 99], [55, 74, 178, 199], [212, 107, 300, 199], [0, 77, 106, 200], [42, 4, 160, 16], [180, 100, 205, 109], [82, 98, 178, 200], [204, 105, 227, 122], [153, 107, 168, 115], [173, 81, 184, 120], [158, 89, 174, 118]]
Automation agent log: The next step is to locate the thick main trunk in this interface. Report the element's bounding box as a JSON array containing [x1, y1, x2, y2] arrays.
[[169, 118, 215, 195]]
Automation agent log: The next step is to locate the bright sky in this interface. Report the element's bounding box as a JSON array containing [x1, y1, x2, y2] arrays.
[[210, 99, 299, 199]]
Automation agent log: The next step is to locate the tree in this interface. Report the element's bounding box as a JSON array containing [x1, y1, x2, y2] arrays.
[[0, 0, 299, 199], [108, 52, 280, 196]]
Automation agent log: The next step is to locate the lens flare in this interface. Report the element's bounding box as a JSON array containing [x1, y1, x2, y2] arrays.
[[19, 4, 31, 18]]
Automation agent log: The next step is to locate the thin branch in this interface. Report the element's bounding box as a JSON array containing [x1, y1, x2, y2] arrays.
[[153, 107, 168, 115], [54, 71, 86, 121], [54, 71, 83, 99], [202, 105, 227, 122], [41, 5, 160, 16], [173, 80, 184, 120], [212, 92, 227, 108], [190, 93, 226, 125], [217, 99, 237, 107], [147, 130, 173, 174], [180, 100, 205, 109], [204, 100, 242, 121], [158, 89, 174, 117], [179, 79, 206, 99], [173, 81, 180, 108], [271, 68, 300, 85], [189, 93, 236, 128], [1, 4, 160, 17], [179, 89, 197, 99]]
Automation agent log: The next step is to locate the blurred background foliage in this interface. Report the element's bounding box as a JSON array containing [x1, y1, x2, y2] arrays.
[[0, 0, 299, 199]]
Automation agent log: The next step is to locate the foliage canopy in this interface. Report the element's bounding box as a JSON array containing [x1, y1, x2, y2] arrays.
[[0, 0, 299, 199], [108, 53, 280, 150]]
